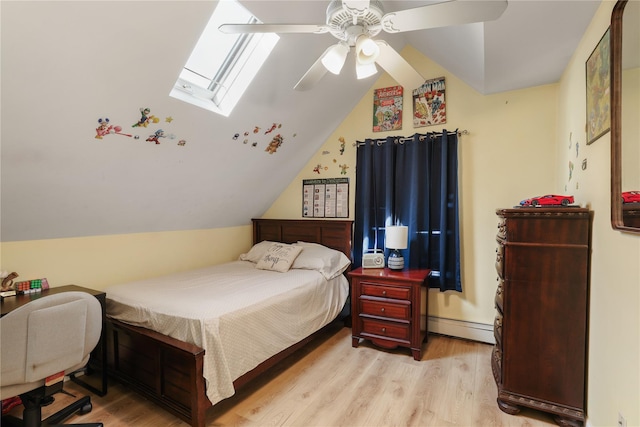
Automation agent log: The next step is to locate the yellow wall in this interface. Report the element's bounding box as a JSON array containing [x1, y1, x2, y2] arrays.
[[0, 226, 252, 291], [265, 45, 558, 327], [556, 1, 640, 426]]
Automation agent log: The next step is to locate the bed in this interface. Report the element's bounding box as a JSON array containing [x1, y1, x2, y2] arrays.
[[104, 218, 353, 427]]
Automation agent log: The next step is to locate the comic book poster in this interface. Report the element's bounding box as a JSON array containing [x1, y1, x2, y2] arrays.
[[373, 86, 403, 132], [413, 77, 446, 128]]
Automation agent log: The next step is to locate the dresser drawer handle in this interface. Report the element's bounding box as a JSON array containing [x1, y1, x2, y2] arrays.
[[382, 290, 387, 296], [380, 307, 385, 313], [381, 327, 386, 333]]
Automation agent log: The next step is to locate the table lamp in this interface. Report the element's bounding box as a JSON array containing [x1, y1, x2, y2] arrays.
[[385, 226, 408, 270]]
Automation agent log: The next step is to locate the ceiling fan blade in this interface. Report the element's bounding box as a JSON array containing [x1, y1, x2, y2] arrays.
[[294, 48, 332, 91], [374, 41, 425, 90], [381, 0, 508, 33], [219, 24, 329, 34]]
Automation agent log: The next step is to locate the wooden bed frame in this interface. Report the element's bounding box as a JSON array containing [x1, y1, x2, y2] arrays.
[[105, 218, 353, 427]]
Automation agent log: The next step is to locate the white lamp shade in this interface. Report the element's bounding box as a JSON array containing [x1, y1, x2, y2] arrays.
[[355, 35, 380, 65], [385, 226, 408, 250], [321, 43, 349, 75], [356, 61, 377, 79]]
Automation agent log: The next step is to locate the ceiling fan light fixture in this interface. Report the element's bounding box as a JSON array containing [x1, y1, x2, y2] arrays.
[[356, 61, 377, 79], [321, 43, 350, 74], [355, 35, 380, 65]]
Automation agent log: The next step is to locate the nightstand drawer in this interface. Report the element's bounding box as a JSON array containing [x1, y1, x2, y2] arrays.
[[361, 282, 410, 300], [360, 299, 410, 320], [362, 318, 410, 341]]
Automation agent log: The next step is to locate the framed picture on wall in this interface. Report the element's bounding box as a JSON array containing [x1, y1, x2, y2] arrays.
[[413, 77, 446, 128], [585, 28, 610, 145], [373, 86, 403, 132]]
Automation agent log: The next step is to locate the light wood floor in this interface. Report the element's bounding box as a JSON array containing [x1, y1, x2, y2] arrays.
[[11, 324, 558, 426]]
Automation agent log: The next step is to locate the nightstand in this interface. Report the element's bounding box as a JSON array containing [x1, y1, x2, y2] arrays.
[[349, 267, 430, 361]]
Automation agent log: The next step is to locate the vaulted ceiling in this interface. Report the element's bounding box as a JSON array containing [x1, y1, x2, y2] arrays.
[[0, 1, 601, 241], [240, 0, 601, 94]]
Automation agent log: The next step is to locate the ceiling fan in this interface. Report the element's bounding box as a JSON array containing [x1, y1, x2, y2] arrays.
[[219, 0, 508, 91]]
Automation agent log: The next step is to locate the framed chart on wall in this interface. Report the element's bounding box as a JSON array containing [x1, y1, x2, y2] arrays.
[[302, 178, 349, 218]]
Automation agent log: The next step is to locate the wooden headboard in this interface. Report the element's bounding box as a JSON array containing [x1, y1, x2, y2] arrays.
[[252, 218, 353, 260]]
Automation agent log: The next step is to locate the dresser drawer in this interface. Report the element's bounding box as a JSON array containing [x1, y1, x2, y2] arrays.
[[361, 318, 410, 341], [361, 282, 410, 300], [360, 299, 410, 320]]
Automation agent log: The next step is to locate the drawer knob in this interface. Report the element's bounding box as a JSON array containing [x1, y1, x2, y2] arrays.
[[380, 307, 385, 313], [382, 290, 387, 296], [381, 327, 386, 333]]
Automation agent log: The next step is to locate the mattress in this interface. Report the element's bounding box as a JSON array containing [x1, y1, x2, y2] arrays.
[[105, 260, 348, 405]]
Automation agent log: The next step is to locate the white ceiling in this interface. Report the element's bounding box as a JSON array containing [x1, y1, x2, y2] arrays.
[[241, 0, 601, 94], [0, 0, 604, 240]]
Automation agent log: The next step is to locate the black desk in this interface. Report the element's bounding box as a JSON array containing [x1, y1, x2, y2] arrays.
[[1, 285, 108, 396]]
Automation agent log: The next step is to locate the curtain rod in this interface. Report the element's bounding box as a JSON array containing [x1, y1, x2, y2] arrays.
[[356, 129, 468, 147]]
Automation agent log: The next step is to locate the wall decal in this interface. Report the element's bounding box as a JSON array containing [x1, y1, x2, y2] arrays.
[[265, 123, 279, 134], [95, 118, 131, 139], [313, 164, 328, 174], [413, 76, 446, 128], [265, 134, 284, 154], [132, 107, 159, 128], [94, 107, 185, 147], [339, 164, 349, 175], [373, 86, 403, 132], [582, 158, 587, 170], [339, 136, 346, 155], [322, 150, 330, 155], [232, 123, 295, 153], [146, 129, 165, 145], [568, 161, 574, 181]]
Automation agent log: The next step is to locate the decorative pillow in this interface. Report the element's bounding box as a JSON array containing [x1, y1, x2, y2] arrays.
[[293, 241, 351, 280], [255, 243, 303, 273], [239, 240, 275, 263]]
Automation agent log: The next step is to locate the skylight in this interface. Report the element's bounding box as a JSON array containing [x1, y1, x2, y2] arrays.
[[170, 0, 279, 117]]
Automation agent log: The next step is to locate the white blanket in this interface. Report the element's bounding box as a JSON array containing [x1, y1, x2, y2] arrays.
[[105, 260, 348, 405]]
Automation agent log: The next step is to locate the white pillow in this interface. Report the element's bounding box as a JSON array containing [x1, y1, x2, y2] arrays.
[[256, 243, 303, 273], [293, 241, 351, 280], [239, 240, 275, 263]]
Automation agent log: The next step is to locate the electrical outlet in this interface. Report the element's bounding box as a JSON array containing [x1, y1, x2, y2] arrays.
[[618, 412, 627, 427]]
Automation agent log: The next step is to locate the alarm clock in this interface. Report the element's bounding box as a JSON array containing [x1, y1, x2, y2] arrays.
[[362, 249, 385, 268]]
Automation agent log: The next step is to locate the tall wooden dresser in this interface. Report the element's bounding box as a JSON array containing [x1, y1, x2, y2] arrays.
[[492, 207, 592, 426]]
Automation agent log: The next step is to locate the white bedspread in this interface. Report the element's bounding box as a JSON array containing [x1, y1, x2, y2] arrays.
[[105, 260, 348, 405]]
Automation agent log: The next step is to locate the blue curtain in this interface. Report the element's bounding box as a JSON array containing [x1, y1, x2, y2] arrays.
[[354, 130, 461, 292]]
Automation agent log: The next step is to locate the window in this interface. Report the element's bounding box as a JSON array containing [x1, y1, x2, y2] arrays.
[[170, 0, 279, 116]]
